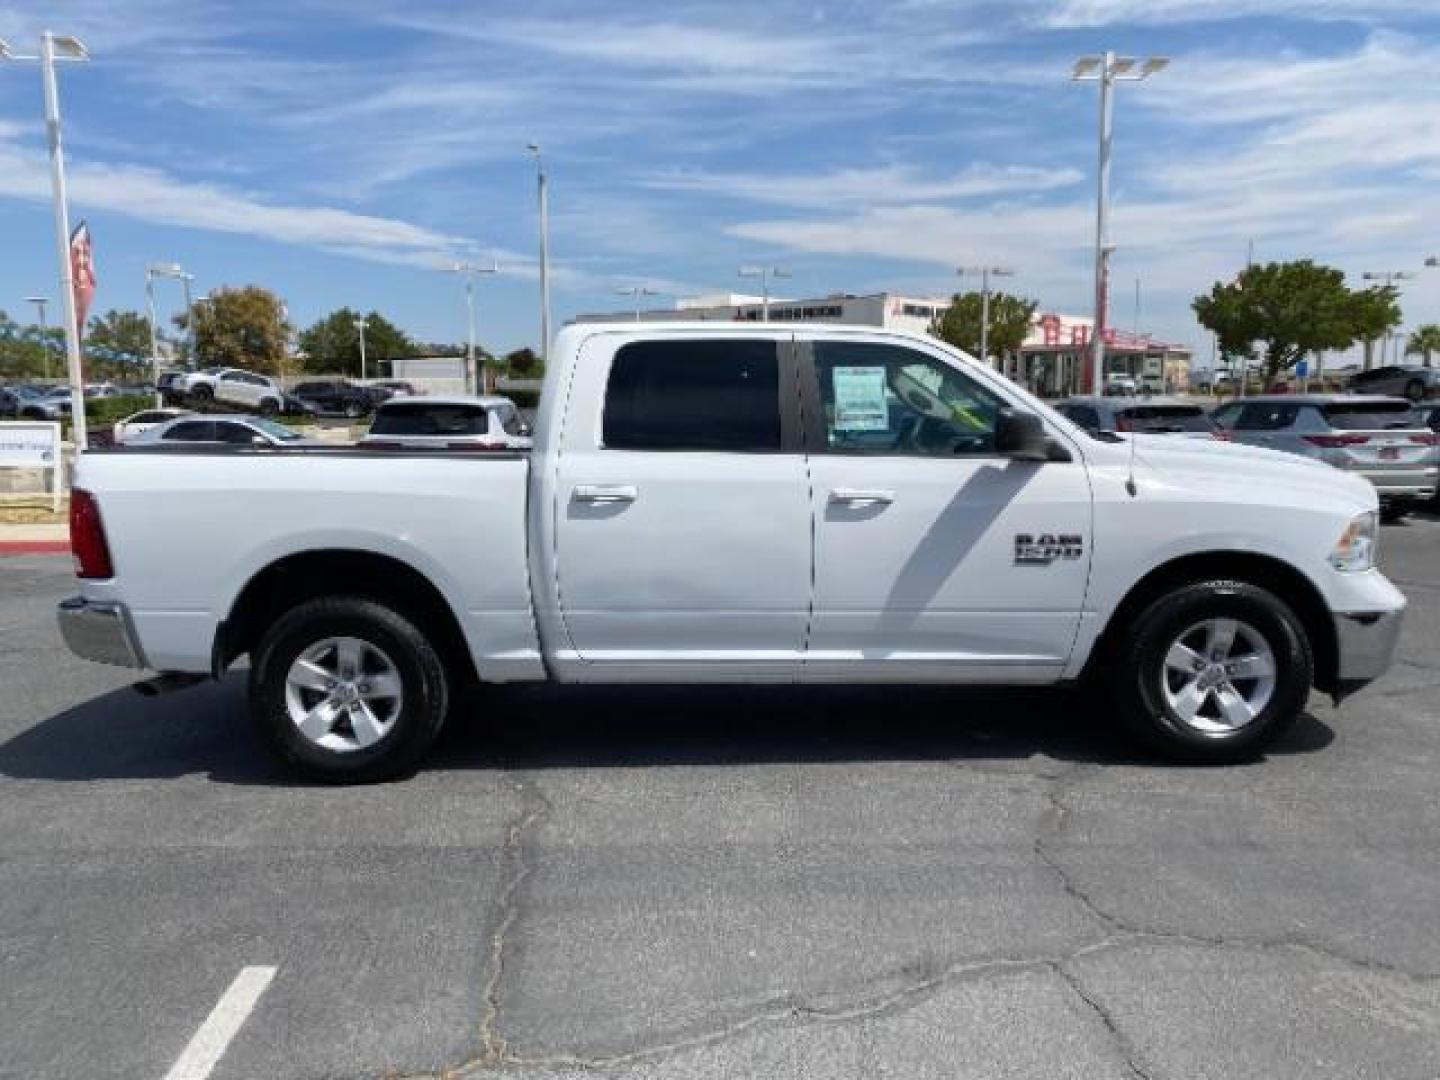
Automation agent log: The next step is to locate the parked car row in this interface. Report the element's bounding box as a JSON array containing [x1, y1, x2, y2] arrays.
[[155, 368, 411, 419], [1057, 392, 1439, 520]]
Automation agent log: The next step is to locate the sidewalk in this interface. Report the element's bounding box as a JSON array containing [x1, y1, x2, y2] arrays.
[[0, 522, 69, 556]]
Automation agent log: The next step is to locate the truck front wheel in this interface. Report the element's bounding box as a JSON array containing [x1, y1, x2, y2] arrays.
[[1109, 580, 1313, 764], [249, 596, 450, 782]]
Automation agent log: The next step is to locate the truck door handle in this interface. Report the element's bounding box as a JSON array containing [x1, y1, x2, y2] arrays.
[[573, 484, 638, 504], [829, 488, 895, 505]]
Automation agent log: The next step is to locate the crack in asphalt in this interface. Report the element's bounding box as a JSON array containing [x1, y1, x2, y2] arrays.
[[474, 777, 553, 1070], [395, 760, 1436, 1077], [1053, 962, 1156, 1080]]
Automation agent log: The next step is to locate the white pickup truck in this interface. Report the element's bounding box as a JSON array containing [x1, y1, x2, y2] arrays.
[[59, 323, 1405, 781]]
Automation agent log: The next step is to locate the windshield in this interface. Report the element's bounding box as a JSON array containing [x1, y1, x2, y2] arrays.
[[1322, 401, 1419, 430], [250, 418, 303, 441]]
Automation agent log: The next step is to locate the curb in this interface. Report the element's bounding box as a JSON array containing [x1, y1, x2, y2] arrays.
[[0, 541, 70, 556]]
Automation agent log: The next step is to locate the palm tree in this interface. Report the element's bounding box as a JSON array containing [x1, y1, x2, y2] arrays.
[[1406, 324, 1440, 368]]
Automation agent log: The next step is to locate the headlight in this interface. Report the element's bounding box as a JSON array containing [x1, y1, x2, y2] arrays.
[[1329, 511, 1379, 572]]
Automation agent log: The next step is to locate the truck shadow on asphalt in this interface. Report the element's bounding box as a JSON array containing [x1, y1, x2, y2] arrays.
[[0, 675, 1336, 785]]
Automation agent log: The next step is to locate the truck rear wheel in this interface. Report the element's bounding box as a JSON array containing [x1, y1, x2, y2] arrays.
[[249, 596, 449, 782], [1108, 579, 1313, 764]]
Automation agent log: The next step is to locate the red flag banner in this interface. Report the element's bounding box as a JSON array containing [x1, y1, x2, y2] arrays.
[[69, 220, 96, 338]]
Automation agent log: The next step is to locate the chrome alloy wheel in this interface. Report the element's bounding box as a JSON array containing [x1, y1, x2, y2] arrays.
[[1161, 618, 1276, 735], [284, 636, 403, 753]]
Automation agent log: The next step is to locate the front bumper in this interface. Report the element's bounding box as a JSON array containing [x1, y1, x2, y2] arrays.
[[57, 597, 147, 669], [1333, 606, 1405, 686]]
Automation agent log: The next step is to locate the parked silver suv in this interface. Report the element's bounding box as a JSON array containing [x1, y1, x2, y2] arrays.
[[1346, 365, 1440, 403], [1210, 394, 1438, 519]]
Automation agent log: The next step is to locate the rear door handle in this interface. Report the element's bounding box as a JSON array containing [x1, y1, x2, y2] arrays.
[[829, 488, 895, 505], [574, 484, 638, 504]]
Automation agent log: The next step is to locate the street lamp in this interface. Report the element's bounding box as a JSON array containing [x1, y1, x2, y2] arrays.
[[616, 285, 659, 321], [1072, 51, 1168, 396], [24, 296, 51, 377], [145, 261, 193, 406], [1361, 270, 1417, 366], [738, 265, 791, 321], [2, 31, 92, 447], [957, 266, 1015, 368], [527, 143, 551, 366], [448, 261, 498, 393], [353, 316, 369, 382]]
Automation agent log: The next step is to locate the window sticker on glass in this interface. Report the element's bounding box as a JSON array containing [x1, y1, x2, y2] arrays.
[[832, 367, 889, 431]]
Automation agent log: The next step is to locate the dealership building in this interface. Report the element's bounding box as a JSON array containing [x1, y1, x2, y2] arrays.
[[581, 291, 1192, 396]]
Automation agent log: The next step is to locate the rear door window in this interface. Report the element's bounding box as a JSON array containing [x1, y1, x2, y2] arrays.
[[603, 339, 781, 452], [1235, 403, 1299, 431], [164, 421, 213, 441]]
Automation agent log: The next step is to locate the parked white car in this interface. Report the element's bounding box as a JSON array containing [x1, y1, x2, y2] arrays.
[[127, 414, 318, 448], [112, 407, 190, 444], [59, 322, 1404, 782], [360, 394, 532, 450], [162, 367, 285, 416]]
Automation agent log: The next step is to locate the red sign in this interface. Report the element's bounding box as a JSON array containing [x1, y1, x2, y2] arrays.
[[69, 220, 96, 337]]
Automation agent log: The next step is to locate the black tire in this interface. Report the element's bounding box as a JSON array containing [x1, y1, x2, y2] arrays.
[[1107, 579, 1313, 764], [343, 399, 363, 419], [1405, 380, 1425, 403], [191, 383, 214, 401], [1380, 503, 1410, 524], [249, 596, 450, 783], [258, 397, 280, 418]]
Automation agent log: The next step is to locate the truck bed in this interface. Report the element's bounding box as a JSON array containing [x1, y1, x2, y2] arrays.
[[73, 446, 542, 680]]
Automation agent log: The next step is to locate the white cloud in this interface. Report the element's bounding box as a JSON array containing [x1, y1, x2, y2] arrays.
[[0, 125, 469, 264], [642, 163, 1083, 208], [1040, 0, 1436, 27]]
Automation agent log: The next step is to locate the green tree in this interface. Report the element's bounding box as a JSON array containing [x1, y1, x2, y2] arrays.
[[1347, 285, 1404, 372], [1193, 260, 1393, 382], [1404, 324, 1440, 368], [929, 291, 1038, 362], [85, 309, 153, 378], [175, 286, 291, 374], [502, 346, 543, 377], [296, 307, 415, 376], [0, 310, 61, 379]]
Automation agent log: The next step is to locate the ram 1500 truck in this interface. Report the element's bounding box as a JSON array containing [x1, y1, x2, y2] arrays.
[[58, 323, 1406, 781]]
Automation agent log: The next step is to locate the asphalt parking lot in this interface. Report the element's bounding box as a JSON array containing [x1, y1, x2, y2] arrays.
[[2, 519, 1438, 1080]]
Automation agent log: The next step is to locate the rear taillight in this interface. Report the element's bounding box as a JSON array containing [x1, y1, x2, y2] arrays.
[[70, 489, 114, 579], [1303, 434, 1370, 448], [1114, 416, 1131, 432], [1409, 433, 1439, 446]]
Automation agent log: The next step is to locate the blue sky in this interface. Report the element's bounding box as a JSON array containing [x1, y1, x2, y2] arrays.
[[2, 0, 1439, 361]]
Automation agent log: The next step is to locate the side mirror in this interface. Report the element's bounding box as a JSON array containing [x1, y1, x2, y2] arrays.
[[251, 435, 268, 446], [995, 408, 1049, 461]]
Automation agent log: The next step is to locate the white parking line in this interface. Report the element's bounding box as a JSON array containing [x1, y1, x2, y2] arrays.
[[161, 965, 276, 1080]]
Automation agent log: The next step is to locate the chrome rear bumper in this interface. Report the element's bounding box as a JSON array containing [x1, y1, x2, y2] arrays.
[[57, 596, 147, 669]]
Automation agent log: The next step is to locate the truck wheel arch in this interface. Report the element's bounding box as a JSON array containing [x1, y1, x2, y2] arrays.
[[1088, 552, 1339, 695], [216, 549, 479, 690]]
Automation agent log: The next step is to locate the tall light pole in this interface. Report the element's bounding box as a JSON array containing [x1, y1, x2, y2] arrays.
[[146, 262, 193, 406], [738, 265, 791, 321], [957, 266, 1014, 368], [616, 285, 659, 321], [2, 31, 91, 447], [1361, 270, 1416, 367], [1072, 52, 1168, 396], [24, 296, 51, 378], [527, 143, 551, 366], [353, 316, 369, 382], [449, 261, 498, 393]]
